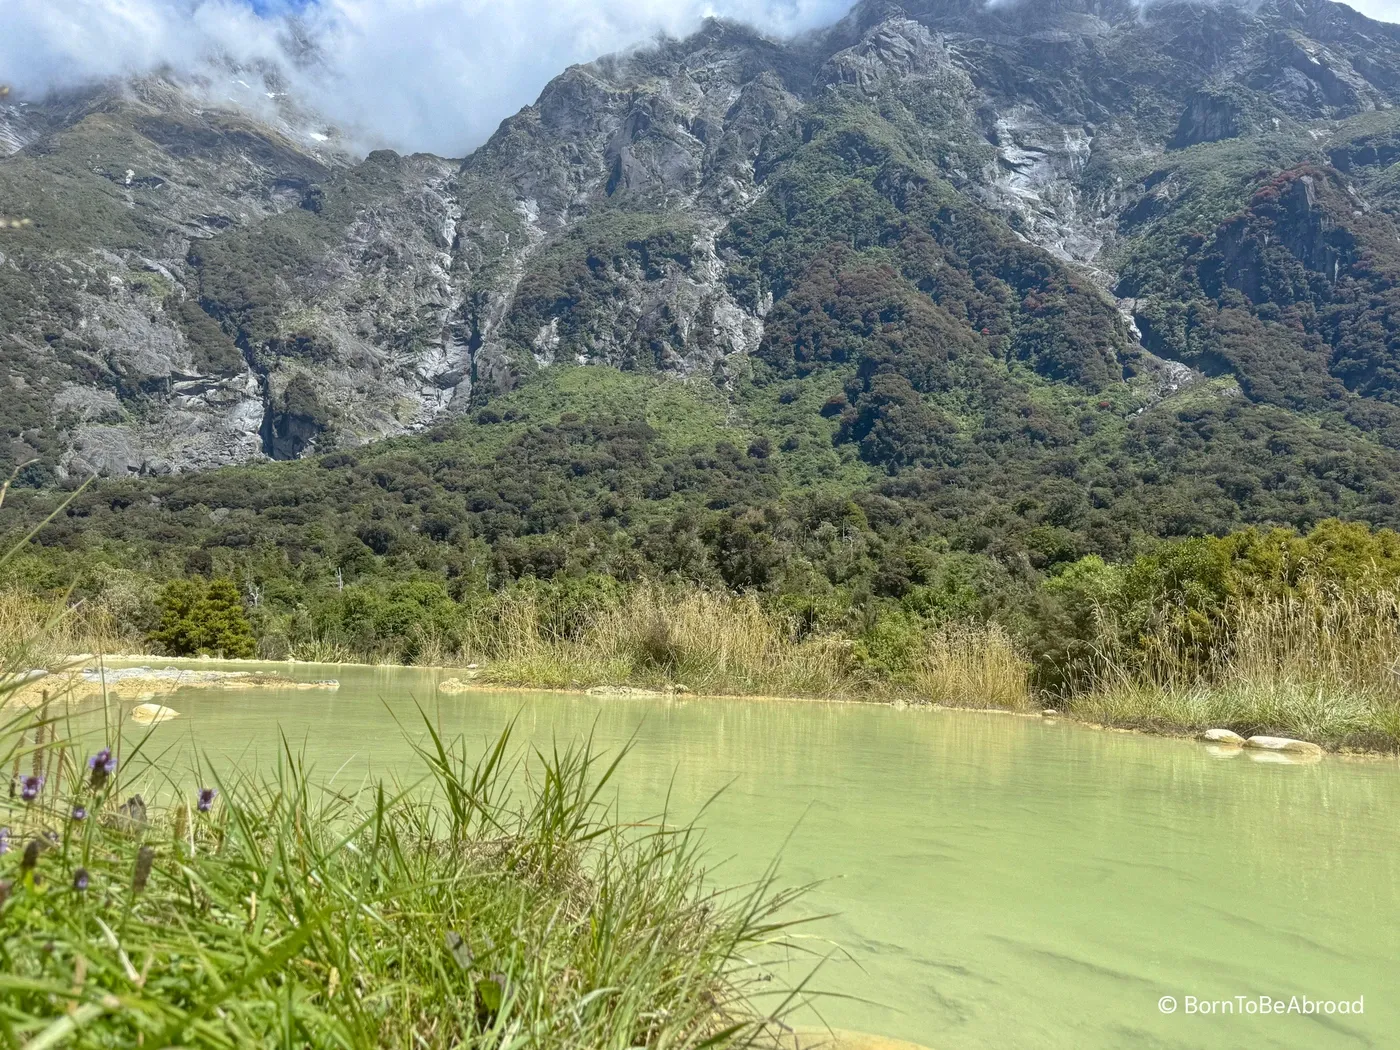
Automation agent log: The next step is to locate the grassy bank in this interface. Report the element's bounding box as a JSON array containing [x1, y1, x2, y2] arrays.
[[464, 586, 1033, 710], [1069, 587, 1400, 751], [0, 694, 807, 1048], [15, 508, 1400, 749], [9, 577, 1400, 751], [0, 587, 121, 674], [0, 582, 1036, 711]]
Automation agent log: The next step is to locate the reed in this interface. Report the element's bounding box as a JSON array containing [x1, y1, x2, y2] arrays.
[[473, 584, 1029, 703], [2, 574, 1037, 710], [470, 584, 847, 695], [1071, 582, 1400, 750], [584, 586, 855, 698], [911, 622, 1033, 711], [288, 634, 360, 664], [0, 587, 125, 672]]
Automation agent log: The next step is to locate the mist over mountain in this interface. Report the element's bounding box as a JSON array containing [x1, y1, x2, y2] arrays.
[[3, 0, 854, 155]]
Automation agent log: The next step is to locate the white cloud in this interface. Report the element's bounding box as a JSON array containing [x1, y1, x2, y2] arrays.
[[3, 0, 1399, 158], [1, 0, 851, 157]]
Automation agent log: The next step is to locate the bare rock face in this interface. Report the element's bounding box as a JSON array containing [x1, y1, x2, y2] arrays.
[[819, 19, 953, 95], [1170, 92, 1250, 149], [0, 101, 41, 156]]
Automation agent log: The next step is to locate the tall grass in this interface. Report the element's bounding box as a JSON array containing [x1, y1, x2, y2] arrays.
[[475, 586, 855, 698], [1072, 583, 1400, 750], [0, 702, 810, 1048], [911, 623, 1032, 712], [0, 588, 126, 670], [469, 585, 1033, 707], [0, 577, 1040, 711]]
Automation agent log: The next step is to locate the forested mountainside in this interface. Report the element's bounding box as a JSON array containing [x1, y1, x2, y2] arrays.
[[6, 0, 1400, 607]]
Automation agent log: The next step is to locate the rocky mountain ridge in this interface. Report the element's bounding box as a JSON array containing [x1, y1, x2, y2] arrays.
[[4, 0, 1400, 479]]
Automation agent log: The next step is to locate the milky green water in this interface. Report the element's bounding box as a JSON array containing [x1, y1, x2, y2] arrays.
[[68, 661, 1400, 1050]]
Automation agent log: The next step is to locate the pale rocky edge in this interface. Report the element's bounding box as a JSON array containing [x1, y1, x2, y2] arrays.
[[1200, 727, 1326, 758], [4, 664, 339, 710], [0, 659, 1348, 757]]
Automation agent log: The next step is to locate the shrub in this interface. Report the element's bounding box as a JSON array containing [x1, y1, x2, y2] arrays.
[[148, 577, 256, 658]]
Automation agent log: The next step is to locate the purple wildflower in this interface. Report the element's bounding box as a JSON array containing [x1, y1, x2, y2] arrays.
[[196, 787, 218, 813], [0, 827, 9, 854], [19, 775, 43, 803], [87, 748, 117, 789], [72, 868, 89, 892], [71, 805, 87, 822]]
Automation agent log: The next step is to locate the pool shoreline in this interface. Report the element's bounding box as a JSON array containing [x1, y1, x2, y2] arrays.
[[24, 652, 1397, 759]]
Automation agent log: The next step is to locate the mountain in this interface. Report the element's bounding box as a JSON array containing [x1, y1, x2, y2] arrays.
[[5, 0, 1400, 564]]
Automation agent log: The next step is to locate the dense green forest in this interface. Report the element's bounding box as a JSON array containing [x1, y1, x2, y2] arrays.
[[7, 362, 1400, 706]]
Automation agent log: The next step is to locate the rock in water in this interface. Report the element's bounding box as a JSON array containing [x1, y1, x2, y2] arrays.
[[438, 678, 475, 695], [130, 703, 180, 725], [1201, 728, 1247, 746], [1245, 735, 1324, 757]]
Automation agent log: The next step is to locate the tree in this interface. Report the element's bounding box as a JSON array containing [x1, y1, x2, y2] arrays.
[[149, 577, 256, 658]]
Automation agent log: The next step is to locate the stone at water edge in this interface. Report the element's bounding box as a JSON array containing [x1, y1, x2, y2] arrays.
[[1041, 708, 1061, 717], [438, 678, 475, 694], [104, 795, 149, 834], [1201, 728, 1247, 746], [130, 703, 180, 725], [1245, 735, 1324, 756]]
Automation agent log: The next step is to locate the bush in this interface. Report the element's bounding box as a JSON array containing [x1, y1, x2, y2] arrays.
[[148, 577, 256, 658]]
